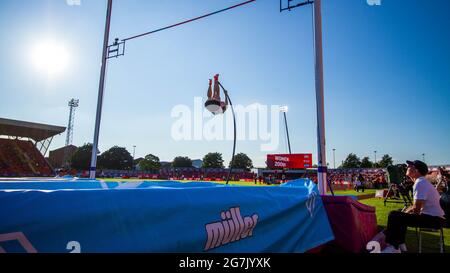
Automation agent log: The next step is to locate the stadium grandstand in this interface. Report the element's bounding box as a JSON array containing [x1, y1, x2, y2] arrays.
[[48, 145, 78, 169], [327, 168, 388, 190], [0, 118, 66, 177]]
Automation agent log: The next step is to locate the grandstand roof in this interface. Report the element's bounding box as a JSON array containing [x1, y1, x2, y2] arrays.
[[0, 118, 66, 142]]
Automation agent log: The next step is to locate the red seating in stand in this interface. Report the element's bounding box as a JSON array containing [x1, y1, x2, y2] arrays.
[[0, 139, 53, 177], [15, 140, 52, 176]]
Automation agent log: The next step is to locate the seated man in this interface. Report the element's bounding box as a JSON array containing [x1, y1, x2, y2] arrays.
[[382, 160, 445, 253]]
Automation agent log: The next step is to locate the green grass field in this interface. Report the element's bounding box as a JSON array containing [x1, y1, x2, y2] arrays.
[[100, 179, 449, 252], [331, 189, 376, 196]]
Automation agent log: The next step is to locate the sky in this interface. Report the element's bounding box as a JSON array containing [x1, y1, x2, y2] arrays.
[[0, 0, 449, 168]]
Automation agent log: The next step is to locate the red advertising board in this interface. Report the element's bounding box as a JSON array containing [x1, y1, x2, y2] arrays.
[[267, 154, 313, 169]]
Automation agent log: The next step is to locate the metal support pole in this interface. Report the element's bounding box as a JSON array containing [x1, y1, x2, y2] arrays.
[[90, 0, 113, 179], [133, 145, 136, 170], [333, 148, 336, 169], [283, 112, 292, 154], [313, 0, 327, 195]]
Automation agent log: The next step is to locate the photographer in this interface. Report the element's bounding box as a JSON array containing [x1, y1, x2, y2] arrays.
[[382, 160, 445, 253], [399, 164, 414, 199], [436, 166, 449, 194]]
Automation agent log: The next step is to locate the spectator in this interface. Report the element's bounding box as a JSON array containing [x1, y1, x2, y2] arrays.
[[355, 174, 365, 193], [436, 167, 449, 193], [382, 160, 445, 253], [258, 175, 263, 184]]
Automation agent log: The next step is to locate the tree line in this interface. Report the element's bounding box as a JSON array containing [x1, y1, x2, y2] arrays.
[[69, 144, 394, 172], [340, 153, 393, 169], [69, 144, 254, 171]]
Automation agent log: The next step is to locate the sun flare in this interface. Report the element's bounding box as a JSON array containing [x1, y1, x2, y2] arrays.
[[31, 40, 70, 76]]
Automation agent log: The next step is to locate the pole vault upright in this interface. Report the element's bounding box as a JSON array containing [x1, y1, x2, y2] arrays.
[[313, 0, 328, 195], [281, 0, 328, 194], [90, 0, 113, 179]]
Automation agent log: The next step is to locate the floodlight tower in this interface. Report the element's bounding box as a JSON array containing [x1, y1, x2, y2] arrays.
[[66, 99, 79, 147], [332, 148, 336, 169], [280, 106, 292, 154], [63, 98, 79, 168]]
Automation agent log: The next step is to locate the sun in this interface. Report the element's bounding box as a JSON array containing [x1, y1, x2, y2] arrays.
[[31, 40, 70, 77]]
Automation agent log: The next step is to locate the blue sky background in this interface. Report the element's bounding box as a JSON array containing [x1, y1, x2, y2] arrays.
[[0, 0, 449, 167]]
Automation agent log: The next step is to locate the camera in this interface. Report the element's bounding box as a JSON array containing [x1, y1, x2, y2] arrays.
[[387, 164, 413, 201]]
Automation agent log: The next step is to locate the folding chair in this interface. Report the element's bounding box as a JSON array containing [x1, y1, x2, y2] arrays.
[[416, 191, 450, 253], [416, 219, 448, 253]]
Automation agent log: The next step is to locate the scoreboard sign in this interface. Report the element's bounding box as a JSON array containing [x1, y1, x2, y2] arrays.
[[267, 154, 313, 169]]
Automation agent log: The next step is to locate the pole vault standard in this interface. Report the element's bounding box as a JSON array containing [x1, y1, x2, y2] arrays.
[[313, 0, 328, 195], [280, 0, 328, 195], [90, 0, 113, 179]]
